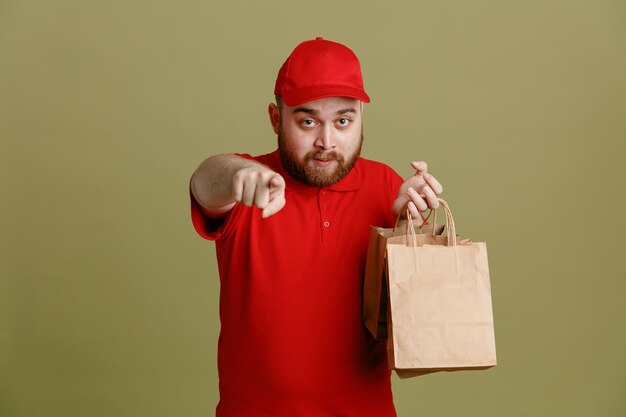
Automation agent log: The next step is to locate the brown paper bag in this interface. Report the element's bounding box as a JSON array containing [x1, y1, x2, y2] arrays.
[[385, 199, 496, 378]]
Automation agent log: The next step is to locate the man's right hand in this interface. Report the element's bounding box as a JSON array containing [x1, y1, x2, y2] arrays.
[[232, 165, 286, 218], [191, 154, 286, 219]]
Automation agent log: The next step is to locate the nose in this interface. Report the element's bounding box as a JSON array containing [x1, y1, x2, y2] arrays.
[[314, 124, 335, 150]]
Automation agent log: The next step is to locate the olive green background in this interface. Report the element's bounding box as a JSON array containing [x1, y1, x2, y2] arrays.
[[1, 1, 625, 416]]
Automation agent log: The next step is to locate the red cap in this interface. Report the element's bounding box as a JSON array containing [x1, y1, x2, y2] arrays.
[[274, 37, 370, 106]]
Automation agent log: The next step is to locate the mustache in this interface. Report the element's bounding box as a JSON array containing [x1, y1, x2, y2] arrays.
[[305, 150, 342, 162]]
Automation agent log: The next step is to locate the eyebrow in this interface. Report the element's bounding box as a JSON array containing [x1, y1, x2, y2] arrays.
[[292, 107, 357, 116]]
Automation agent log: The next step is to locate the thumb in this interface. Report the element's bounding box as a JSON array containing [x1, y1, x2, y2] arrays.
[[269, 173, 285, 190], [410, 161, 427, 175]]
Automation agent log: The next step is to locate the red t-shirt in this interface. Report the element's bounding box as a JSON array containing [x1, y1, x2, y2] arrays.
[[191, 149, 404, 417]]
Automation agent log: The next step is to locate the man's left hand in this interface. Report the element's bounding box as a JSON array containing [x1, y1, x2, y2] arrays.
[[392, 161, 444, 221]]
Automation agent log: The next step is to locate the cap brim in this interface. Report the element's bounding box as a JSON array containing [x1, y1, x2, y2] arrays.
[[280, 85, 370, 106]]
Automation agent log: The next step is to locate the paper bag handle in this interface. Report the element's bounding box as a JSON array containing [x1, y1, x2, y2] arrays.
[[406, 198, 457, 246]]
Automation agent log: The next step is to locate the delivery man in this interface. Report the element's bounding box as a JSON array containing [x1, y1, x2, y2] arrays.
[[190, 37, 443, 417]]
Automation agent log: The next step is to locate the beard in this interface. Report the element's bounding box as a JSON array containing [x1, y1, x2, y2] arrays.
[[278, 129, 363, 187]]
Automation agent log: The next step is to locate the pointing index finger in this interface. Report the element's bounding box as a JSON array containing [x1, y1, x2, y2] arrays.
[[262, 194, 286, 218]]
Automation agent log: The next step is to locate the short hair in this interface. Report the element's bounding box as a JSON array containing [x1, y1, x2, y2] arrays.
[[275, 95, 283, 109]]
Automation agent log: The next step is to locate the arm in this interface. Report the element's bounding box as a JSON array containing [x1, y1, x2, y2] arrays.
[[392, 161, 444, 220], [190, 154, 286, 219]]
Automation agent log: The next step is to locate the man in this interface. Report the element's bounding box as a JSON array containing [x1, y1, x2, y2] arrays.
[[190, 37, 443, 417]]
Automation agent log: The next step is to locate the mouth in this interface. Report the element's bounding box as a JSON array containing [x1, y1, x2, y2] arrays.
[[312, 157, 336, 166]]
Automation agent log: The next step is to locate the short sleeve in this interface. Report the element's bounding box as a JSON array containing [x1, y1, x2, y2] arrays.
[[388, 168, 404, 198], [188, 153, 254, 240]]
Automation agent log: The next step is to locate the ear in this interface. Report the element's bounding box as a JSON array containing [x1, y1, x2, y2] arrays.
[[268, 103, 281, 135]]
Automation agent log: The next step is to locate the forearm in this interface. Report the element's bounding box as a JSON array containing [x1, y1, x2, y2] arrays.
[[190, 154, 259, 217]]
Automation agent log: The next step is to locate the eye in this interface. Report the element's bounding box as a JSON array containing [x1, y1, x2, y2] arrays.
[[300, 119, 317, 128], [337, 118, 351, 127]]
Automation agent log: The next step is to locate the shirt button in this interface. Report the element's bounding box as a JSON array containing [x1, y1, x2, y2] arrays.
[[323, 221, 330, 228]]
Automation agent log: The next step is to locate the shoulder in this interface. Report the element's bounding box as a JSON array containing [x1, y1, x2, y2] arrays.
[[236, 150, 281, 171], [356, 156, 394, 171], [356, 157, 403, 182], [351, 157, 404, 200]]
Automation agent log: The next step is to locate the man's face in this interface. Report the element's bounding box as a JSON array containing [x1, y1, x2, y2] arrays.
[[271, 96, 364, 187]]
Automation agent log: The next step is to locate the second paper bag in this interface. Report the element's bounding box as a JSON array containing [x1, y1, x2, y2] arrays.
[[386, 199, 496, 375]]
